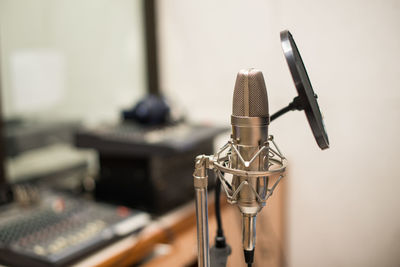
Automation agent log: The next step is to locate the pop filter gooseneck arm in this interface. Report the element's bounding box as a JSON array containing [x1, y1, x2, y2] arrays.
[[270, 96, 304, 122]]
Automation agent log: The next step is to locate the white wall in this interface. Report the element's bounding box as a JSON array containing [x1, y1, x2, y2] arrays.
[[0, 0, 146, 124], [157, 1, 400, 266]]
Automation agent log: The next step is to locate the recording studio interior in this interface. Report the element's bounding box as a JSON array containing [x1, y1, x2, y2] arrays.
[[0, 0, 399, 267]]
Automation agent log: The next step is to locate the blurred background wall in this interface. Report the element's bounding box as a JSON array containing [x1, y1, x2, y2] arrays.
[[0, 0, 146, 124], [156, 0, 400, 266]]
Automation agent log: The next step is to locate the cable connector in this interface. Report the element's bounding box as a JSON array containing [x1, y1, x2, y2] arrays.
[[215, 236, 226, 248], [244, 249, 254, 266]]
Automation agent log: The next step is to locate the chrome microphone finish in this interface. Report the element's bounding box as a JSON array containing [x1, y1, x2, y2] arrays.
[[193, 68, 287, 267], [230, 69, 270, 253]]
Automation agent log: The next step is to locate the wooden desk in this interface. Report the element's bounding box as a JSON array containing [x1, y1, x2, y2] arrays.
[[76, 176, 286, 267]]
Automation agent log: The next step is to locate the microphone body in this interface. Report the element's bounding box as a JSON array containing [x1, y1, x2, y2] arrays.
[[230, 69, 270, 259], [193, 68, 286, 267]]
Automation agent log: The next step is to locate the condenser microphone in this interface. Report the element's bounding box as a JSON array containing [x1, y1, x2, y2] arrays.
[[193, 30, 326, 267], [230, 68, 270, 265]]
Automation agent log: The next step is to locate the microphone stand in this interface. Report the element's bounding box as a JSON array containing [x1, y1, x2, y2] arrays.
[[193, 155, 212, 267]]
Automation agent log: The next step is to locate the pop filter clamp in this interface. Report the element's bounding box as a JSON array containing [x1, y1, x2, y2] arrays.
[[193, 30, 329, 267]]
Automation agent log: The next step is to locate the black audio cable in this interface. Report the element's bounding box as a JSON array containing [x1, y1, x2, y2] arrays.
[[214, 178, 226, 247], [210, 177, 231, 266]]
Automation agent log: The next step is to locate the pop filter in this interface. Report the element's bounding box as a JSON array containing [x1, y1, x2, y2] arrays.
[[274, 30, 329, 150]]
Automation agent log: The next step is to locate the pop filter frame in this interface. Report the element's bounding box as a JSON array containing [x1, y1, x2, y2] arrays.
[[272, 30, 329, 150]]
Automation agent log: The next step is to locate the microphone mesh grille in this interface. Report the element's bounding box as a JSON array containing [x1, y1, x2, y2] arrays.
[[232, 69, 269, 117]]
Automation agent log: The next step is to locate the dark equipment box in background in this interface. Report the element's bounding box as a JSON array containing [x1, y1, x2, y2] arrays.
[[4, 119, 81, 158], [75, 123, 226, 214]]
